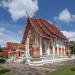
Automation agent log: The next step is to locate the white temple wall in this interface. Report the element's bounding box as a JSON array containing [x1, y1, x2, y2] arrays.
[[46, 40, 50, 55]]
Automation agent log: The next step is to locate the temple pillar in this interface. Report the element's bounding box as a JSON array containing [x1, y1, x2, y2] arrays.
[[39, 37, 42, 56], [61, 46, 63, 55], [25, 37, 30, 62], [57, 45, 59, 55], [63, 47, 66, 55], [47, 40, 50, 55], [53, 46, 55, 55], [52, 46, 55, 60]]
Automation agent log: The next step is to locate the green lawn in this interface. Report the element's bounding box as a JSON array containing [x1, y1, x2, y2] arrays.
[[45, 64, 75, 75], [0, 64, 14, 75]]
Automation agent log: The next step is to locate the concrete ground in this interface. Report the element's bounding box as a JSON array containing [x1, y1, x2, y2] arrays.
[[2, 59, 75, 75]]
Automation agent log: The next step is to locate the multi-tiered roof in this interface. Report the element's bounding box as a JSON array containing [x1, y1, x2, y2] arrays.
[[21, 18, 68, 45]]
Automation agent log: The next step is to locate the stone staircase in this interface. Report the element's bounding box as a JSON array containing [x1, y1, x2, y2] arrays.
[[27, 57, 75, 66]]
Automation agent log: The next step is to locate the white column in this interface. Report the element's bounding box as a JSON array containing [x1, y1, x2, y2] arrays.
[[53, 46, 55, 55], [47, 40, 50, 55], [61, 45, 63, 56], [63, 46, 65, 55], [45, 40, 49, 55], [52, 46, 55, 60], [27, 37, 30, 56], [52, 40, 55, 55], [40, 37, 42, 56], [25, 39, 28, 58], [51, 40, 55, 59], [56, 40, 61, 57], [25, 37, 30, 62], [57, 39, 60, 55]]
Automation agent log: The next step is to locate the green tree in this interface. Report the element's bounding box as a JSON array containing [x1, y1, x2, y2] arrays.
[[0, 47, 3, 52], [70, 41, 75, 54], [0, 47, 3, 56]]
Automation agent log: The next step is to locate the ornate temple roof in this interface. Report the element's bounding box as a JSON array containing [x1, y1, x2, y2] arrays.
[[7, 42, 25, 49], [21, 18, 68, 45]]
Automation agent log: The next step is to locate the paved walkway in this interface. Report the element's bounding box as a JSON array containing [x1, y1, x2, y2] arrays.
[[3, 59, 75, 75]]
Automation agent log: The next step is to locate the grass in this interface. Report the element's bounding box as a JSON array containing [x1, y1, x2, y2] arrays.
[[45, 64, 75, 75], [0, 63, 75, 75], [0, 64, 14, 75]]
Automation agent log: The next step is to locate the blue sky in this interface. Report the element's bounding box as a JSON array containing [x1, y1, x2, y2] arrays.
[[0, 0, 75, 47]]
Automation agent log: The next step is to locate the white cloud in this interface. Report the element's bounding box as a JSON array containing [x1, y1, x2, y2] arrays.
[[0, 27, 6, 36], [62, 31, 75, 41], [0, 33, 3, 36], [54, 9, 75, 23], [1, 0, 38, 21], [0, 27, 6, 32], [0, 27, 21, 47]]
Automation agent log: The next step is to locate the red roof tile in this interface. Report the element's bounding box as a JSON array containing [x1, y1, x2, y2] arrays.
[[21, 18, 67, 45]]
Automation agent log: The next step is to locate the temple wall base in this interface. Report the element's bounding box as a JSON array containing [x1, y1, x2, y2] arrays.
[[7, 55, 75, 66]]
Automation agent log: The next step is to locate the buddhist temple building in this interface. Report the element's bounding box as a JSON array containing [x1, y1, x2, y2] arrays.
[[7, 18, 71, 64]]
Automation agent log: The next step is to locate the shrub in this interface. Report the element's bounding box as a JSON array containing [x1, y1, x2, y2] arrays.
[[0, 47, 3, 52], [0, 57, 6, 63], [0, 69, 10, 74], [71, 68, 75, 71]]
